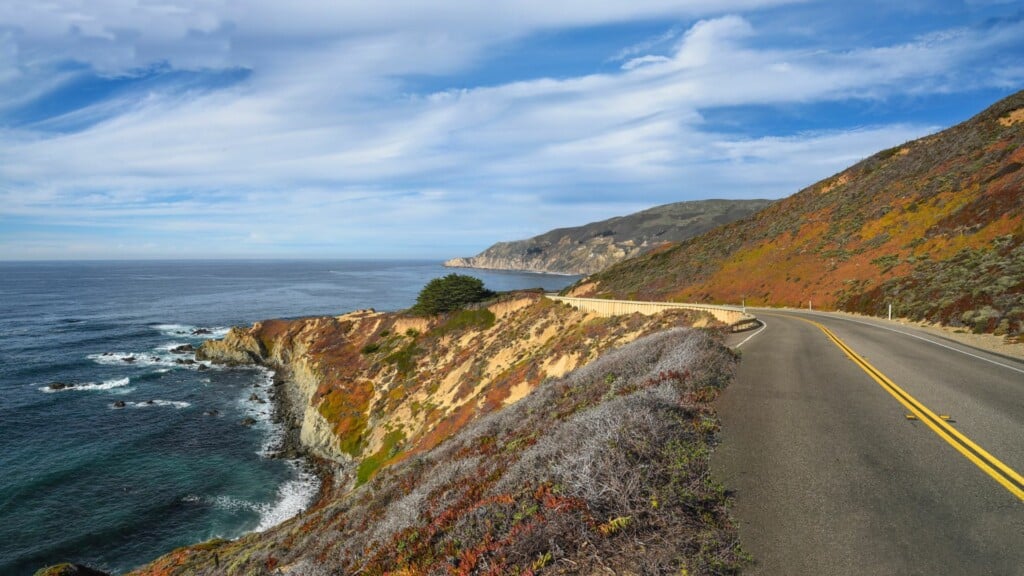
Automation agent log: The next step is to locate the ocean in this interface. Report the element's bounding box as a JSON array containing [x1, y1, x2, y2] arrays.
[[0, 260, 578, 575]]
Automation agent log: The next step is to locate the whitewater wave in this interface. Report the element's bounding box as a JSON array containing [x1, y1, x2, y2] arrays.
[[199, 462, 319, 532], [118, 399, 191, 409], [176, 365, 318, 534], [255, 465, 319, 532], [87, 351, 215, 371], [234, 368, 282, 457], [153, 324, 230, 338], [40, 377, 131, 393]]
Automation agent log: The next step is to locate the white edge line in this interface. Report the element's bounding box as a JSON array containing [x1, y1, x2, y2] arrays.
[[734, 319, 767, 349], [788, 311, 1024, 376]]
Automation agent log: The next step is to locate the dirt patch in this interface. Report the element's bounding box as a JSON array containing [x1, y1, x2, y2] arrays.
[[819, 174, 849, 194], [541, 352, 580, 379], [502, 379, 534, 406], [998, 108, 1024, 127], [567, 282, 597, 297], [393, 317, 430, 334], [488, 297, 535, 319]]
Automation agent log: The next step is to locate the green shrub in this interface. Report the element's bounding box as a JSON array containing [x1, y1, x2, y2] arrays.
[[386, 342, 420, 375], [437, 309, 496, 335], [411, 274, 494, 315]]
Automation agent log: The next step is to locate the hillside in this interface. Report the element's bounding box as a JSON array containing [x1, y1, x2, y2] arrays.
[[95, 293, 749, 575], [576, 91, 1024, 337], [191, 293, 711, 469], [445, 199, 773, 275], [130, 328, 744, 576]]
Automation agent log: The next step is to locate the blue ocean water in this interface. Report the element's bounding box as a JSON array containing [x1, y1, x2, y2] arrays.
[[0, 260, 578, 575]]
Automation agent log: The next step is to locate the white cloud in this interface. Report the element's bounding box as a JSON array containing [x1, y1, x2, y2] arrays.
[[0, 5, 1021, 259]]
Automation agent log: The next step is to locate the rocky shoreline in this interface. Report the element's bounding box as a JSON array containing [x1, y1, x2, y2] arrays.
[[263, 366, 342, 504]]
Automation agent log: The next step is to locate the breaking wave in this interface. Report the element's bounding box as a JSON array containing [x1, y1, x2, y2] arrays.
[[40, 377, 131, 393]]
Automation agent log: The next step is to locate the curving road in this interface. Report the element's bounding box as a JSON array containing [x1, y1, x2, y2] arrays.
[[715, 310, 1024, 575]]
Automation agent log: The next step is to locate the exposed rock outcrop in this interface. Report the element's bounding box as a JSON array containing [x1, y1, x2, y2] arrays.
[[194, 294, 714, 471]]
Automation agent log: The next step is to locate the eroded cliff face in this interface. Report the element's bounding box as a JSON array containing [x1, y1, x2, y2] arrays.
[[131, 305, 743, 576], [196, 293, 711, 480], [444, 236, 635, 275]]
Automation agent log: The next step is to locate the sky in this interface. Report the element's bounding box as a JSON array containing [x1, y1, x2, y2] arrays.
[[1, 0, 1022, 260]]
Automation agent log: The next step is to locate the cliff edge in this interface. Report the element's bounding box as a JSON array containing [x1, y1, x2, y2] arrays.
[[193, 293, 712, 483]]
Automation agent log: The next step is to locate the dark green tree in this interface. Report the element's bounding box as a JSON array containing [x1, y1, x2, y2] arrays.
[[411, 274, 494, 315]]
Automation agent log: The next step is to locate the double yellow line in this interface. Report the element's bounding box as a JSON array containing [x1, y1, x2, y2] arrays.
[[804, 318, 1024, 501]]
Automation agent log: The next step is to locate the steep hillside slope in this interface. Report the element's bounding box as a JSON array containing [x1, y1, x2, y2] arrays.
[[445, 199, 773, 275], [579, 91, 1024, 336], [194, 292, 711, 485], [131, 329, 744, 576]]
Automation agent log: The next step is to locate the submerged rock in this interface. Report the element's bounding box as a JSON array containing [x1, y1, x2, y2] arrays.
[[191, 328, 213, 336], [112, 401, 126, 408], [203, 409, 220, 416], [48, 382, 72, 390], [122, 356, 135, 363], [240, 417, 257, 426]]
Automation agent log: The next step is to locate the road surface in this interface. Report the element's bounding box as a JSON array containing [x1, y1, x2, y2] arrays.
[[715, 310, 1024, 575]]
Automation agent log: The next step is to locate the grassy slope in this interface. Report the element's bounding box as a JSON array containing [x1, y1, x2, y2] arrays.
[[582, 91, 1024, 335], [131, 329, 745, 576]]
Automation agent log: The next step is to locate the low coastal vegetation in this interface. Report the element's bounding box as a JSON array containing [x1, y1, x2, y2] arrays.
[[580, 90, 1024, 337], [129, 328, 746, 575]]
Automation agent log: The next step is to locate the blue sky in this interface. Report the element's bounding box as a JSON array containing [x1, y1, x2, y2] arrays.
[[1, 0, 1022, 260]]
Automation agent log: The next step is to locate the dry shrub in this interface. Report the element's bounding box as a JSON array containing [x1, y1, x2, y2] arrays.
[[138, 328, 745, 576]]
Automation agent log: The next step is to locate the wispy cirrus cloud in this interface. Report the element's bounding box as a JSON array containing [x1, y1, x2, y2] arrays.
[[0, 1, 1022, 259]]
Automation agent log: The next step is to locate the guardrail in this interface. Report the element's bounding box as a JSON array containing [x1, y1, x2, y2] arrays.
[[545, 295, 760, 332]]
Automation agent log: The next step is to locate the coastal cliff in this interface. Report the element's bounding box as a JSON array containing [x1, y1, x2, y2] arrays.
[[444, 199, 773, 275], [123, 293, 747, 575], [192, 293, 712, 483]]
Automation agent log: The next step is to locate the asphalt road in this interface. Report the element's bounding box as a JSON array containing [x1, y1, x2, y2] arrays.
[[715, 310, 1024, 576]]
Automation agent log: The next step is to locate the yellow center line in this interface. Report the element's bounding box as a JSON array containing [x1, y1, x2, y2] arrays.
[[794, 315, 1024, 502]]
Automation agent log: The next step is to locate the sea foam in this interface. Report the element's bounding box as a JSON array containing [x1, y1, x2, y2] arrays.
[[200, 462, 319, 533], [153, 324, 230, 338], [87, 351, 215, 371], [40, 377, 131, 393], [122, 399, 191, 409], [254, 464, 320, 532]]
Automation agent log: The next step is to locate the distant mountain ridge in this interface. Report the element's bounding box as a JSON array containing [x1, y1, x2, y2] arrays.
[[578, 90, 1024, 336], [445, 199, 774, 275]]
